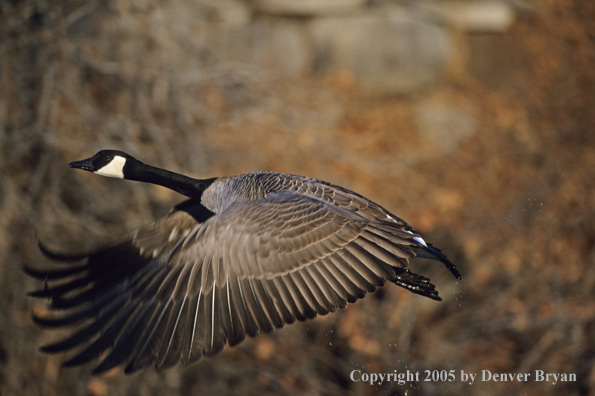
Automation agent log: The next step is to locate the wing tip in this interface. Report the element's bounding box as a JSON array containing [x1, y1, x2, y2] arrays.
[[411, 244, 462, 280]]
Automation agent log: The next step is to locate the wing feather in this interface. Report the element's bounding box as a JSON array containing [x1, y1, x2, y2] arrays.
[[306, 263, 349, 308], [262, 278, 295, 325], [28, 183, 457, 373]]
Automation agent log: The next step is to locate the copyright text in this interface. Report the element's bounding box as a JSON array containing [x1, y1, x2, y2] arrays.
[[349, 369, 577, 386]]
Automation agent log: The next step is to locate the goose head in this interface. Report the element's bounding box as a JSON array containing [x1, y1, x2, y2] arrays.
[[69, 150, 216, 198], [69, 150, 136, 179]]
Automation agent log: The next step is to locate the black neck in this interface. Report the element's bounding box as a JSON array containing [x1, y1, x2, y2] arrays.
[[127, 161, 217, 199]]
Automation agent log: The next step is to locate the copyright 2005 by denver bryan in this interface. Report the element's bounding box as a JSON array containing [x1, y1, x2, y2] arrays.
[[349, 369, 577, 386]]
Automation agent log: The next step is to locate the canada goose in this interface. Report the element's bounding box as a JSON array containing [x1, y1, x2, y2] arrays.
[[26, 149, 461, 374]]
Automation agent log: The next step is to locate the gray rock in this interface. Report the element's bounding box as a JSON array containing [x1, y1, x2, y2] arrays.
[[255, 0, 366, 16], [251, 18, 312, 77], [196, 0, 253, 63], [309, 6, 452, 95], [416, 1, 516, 33]]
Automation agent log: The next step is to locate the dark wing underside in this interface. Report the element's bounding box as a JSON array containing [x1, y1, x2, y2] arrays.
[[26, 191, 458, 374]]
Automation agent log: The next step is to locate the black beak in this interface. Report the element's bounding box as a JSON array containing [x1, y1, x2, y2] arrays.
[[69, 157, 95, 171]]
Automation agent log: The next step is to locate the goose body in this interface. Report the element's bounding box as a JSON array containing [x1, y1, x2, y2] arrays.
[[26, 150, 461, 374]]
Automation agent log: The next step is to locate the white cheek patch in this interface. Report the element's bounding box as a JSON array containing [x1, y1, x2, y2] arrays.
[[95, 156, 126, 179]]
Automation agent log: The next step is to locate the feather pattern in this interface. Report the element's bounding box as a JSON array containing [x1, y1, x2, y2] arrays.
[[27, 152, 460, 374]]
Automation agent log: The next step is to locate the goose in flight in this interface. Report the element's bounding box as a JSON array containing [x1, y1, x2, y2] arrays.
[[26, 150, 461, 374]]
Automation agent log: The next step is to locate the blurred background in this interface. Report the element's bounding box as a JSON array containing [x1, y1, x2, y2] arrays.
[[1, 0, 594, 395]]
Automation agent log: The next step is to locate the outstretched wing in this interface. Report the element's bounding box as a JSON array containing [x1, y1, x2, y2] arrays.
[[26, 192, 449, 374]]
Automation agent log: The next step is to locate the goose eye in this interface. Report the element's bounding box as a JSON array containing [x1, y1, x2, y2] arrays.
[[93, 151, 114, 168]]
